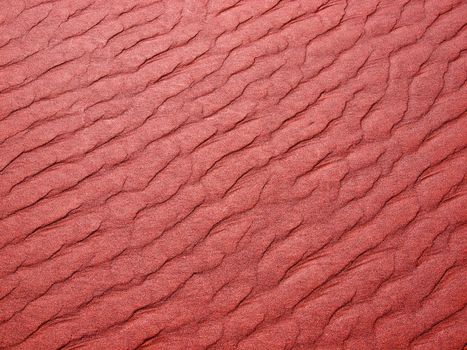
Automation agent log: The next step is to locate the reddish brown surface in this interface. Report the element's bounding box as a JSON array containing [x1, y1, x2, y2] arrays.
[[0, 0, 466, 349]]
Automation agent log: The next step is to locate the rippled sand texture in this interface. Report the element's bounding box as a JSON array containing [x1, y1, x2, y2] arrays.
[[0, 0, 466, 349]]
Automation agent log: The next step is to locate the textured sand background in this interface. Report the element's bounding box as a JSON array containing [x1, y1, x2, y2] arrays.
[[0, 0, 466, 349]]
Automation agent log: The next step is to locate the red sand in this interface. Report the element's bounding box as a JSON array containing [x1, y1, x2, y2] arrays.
[[0, 0, 466, 349]]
